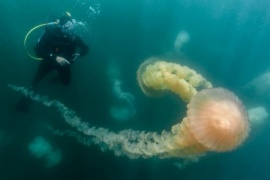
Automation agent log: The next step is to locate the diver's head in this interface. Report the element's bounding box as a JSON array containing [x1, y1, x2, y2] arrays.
[[58, 12, 76, 39], [46, 12, 77, 40]]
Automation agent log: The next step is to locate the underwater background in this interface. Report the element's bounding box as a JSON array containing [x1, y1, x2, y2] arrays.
[[1, 0, 270, 179]]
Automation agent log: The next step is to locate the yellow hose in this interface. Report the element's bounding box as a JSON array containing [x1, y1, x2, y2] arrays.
[[24, 23, 47, 60]]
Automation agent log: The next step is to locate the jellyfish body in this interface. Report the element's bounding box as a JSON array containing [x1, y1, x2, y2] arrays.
[[107, 61, 136, 121]]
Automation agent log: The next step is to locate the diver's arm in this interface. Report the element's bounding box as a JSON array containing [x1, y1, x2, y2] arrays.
[[75, 36, 89, 57], [35, 37, 68, 65], [34, 30, 56, 61]]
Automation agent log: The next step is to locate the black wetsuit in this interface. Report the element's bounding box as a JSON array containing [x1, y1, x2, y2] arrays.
[[31, 25, 89, 88]]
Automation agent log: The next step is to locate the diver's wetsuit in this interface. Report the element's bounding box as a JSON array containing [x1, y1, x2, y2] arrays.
[[31, 25, 89, 89]]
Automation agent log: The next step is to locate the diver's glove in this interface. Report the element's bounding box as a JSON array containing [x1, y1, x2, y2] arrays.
[[71, 53, 80, 62], [56, 56, 70, 66]]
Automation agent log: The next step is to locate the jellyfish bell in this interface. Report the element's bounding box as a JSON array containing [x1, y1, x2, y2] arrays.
[[185, 88, 250, 152], [137, 58, 166, 97]]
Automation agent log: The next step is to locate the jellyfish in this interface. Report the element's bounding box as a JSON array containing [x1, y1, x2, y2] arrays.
[[174, 31, 190, 53], [242, 72, 270, 97], [9, 57, 250, 160], [248, 106, 268, 127], [247, 106, 268, 138], [109, 79, 136, 121], [28, 136, 62, 168], [107, 60, 136, 121]]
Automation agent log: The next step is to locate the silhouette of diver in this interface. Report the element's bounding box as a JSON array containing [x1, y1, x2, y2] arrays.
[[16, 12, 89, 112]]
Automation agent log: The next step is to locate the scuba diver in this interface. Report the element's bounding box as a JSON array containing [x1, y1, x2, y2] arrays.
[[16, 12, 89, 112], [32, 12, 89, 88]]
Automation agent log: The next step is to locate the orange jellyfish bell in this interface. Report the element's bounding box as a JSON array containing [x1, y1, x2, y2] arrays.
[[186, 88, 250, 152]]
